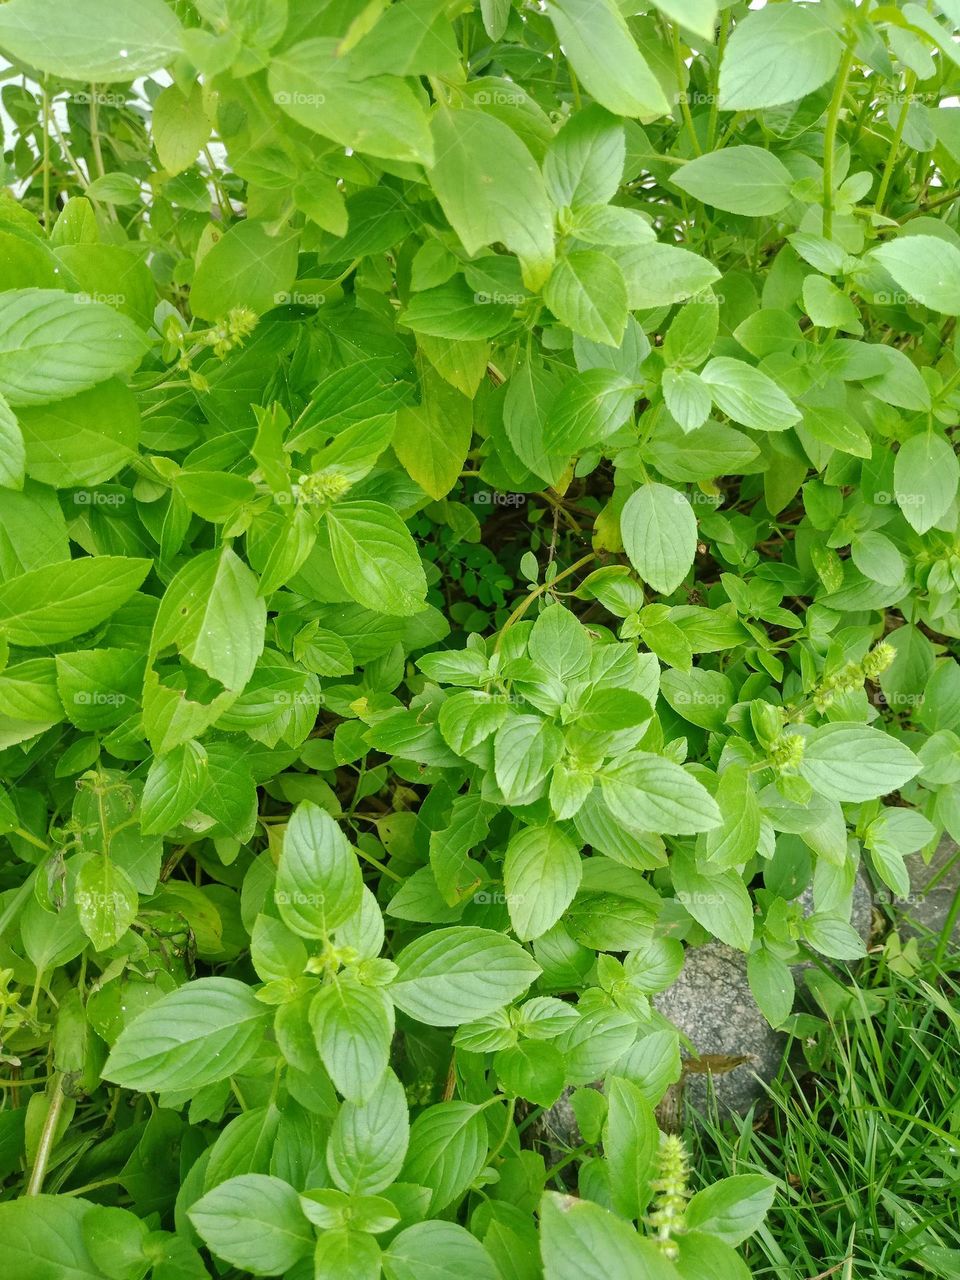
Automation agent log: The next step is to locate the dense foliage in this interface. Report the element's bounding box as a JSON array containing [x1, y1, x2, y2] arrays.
[[0, 0, 958, 1275]]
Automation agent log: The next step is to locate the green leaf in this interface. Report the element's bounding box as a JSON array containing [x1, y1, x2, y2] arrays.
[[0, 392, 24, 490], [600, 754, 721, 835], [311, 978, 393, 1103], [189, 1174, 313, 1275], [384, 1221, 499, 1280], [873, 235, 960, 316], [190, 221, 299, 320], [604, 1077, 658, 1221], [544, 250, 627, 346], [546, 0, 670, 118], [700, 358, 800, 432], [671, 849, 754, 951], [800, 724, 921, 802], [141, 741, 208, 835], [621, 483, 697, 596], [270, 38, 434, 166], [494, 1039, 565, 1106], [0, 0, 181, 82], [150, 546, 265, 693], [494, 714, 563, 804], [719, 4, 843, 110], [0, 289, 145, 406], [893, 433, 959, 534], [747, 948, 795, 1028], [684, 1175, 776, 1245], [428, 107, 554, 291], [276, 802, 364, 938], [543, 369, 636, 455], [153, 82, 210, 175], [390, 926, 541, 1025], [327, 501, 428, 617], [328, 1070, 410, 1195], [394, 369, 473, 500], [0, 556, 150, 647], [672, 147, 795, 217], [401, 1102, 488, 1213], [75, 854, 138, 952], [544, 105, 626, 210], [104, 978, 270, 1092], [651, 0, 718, 41], [0, 1196, 103, 1280], [539, 1191, 677, 1279], [503, 823, 583, 941], [18, 379, 138, 487], [614, 242, 720, 310]]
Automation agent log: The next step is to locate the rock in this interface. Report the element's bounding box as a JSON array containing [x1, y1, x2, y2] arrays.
[[897, 837, 960, 947], [653, 941, 782, 1116], [651, 868, 875, 1118], [531, 868, 879, 1144]]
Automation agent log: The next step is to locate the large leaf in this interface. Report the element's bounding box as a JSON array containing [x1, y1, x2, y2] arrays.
[[600, 754, 721, 835], [150, 546, 265, 692], [621, 483, 698, 596], [269, 38, 433, 165], [0, 290, 145, 406], [800, 724, 921, 802], [719, 3, 843, 109], [103, 978, 270, 1092], [189, 1174, 313, 1275], [327, 500, 428, 617], [0, 556, 150, 647], [873, 235, 960, 316], [545, 0, 670, 118], [0, 0, 181, 81], [672, 147, 795, 217], [275, 802, 363, 938], [389, 926, 541, 1025], [428, 107, 554, 291]]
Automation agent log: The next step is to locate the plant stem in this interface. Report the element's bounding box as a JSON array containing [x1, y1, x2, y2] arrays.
[[25, 1075, 65, 1196], [823, 40, 856, 242], [672, 25, 701, 156], [494, 553, 596, 652], [875, 71, 917, 216]]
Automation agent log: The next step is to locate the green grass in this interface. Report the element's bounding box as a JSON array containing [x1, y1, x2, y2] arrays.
[[686, 937, 960, 1279]]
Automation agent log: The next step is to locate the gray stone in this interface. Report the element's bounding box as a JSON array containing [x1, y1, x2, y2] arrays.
[[652, 941, 783, 1116], [898, 837, 960, 947], [651, 868, 876, 1118], [532, 868, 879, 1145]]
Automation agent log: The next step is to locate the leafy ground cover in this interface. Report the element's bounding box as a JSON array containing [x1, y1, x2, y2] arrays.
[[0, 0, 958, 1277]]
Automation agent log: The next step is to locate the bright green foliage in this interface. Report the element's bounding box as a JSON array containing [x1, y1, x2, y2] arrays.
[[0, 1, 956, 1277]]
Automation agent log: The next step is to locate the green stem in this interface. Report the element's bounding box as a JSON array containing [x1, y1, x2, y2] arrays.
[[875, 71, 917, 216], [822, 39, 857, 242], [494, 553, 596, 653], [672, 25, 701, 156], [25, 1075, 65, 1196]]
